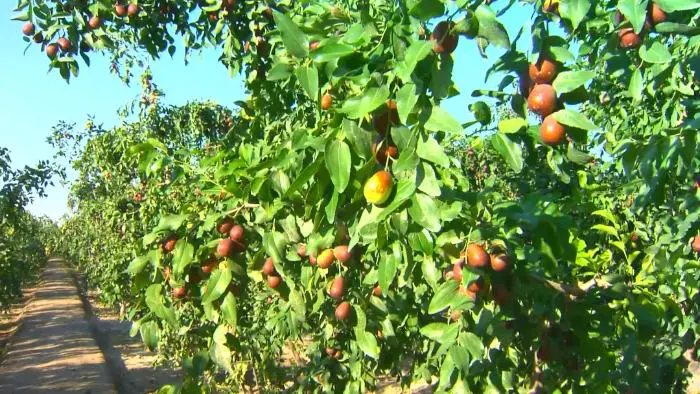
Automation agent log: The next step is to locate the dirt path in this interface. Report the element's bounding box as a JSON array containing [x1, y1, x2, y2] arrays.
[[0, 258, 117, 393]]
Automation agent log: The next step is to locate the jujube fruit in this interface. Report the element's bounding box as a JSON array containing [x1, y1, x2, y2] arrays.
[[364, 170, 393, 205], [115, 4, 127, 17], [163, 236, 178, 253], [467, 277, 486, 294], [650, 3, 666, 25], [88, 16, 102, 29], [321, 94, 332, 110], [543, 0, 559, 13], [431, 21, 458, 54], [371, 136, 399, 166], [229, 224, 244, 242], [450, 309, 461, 321], [540, 115, 566, 145], [262, 257, 276, 275], [692, 235, 700, 253], [372, 285, 381, 297], [528, 56, 558, 84], [372, 100, 399, 135], [492, 282, 511, 305], [267, 275, 281, 288], [490, 254, 510, 272], [216, 238, 234, 257], [466, 243, 489, 268], [297, 244, 307, 258], [308, 254, 317, 266], [127, 3, 139, 17], [317, 249, 335, 269], [217, 218, 234, 234], [201, 258, 217, 273], [309, 41, 320, 50], [172, 287, 186, 299], [46, 43, 58, 58], [329, 276, 344, 299], [335, 301, 351, 320], [452, 258, 465, 281], [537, 344, 551, 362], [22, 22, 35, 36], [333, 245, 352, 264], [458, 285, 477, 300], [33, 32, 43, 43], [528, 84, 557, 117], [618, 28, 641, 48], [58, 37, 71, 52]]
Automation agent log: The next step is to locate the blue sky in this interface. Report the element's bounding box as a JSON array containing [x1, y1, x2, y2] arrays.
[[1, 3, 535, 221]]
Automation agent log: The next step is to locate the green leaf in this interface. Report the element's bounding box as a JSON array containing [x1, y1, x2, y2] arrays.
[[221, 292, 237, 327], [172, 240, 194, 280], [654, 22, 700, 35], [417, 162, 441, 197], [267, 62, 292, 81], [379, 244, 400, 294], [11, 12, 29, 21], [354, 328, 379, 359], [498, 117, 527, 134], [639, 42, 672, 64], [548, 46, 576, 63], [450, 345, 470, 373], [417, 136, 450, 167], [559, 0, 591, 30], [295, 65, 318, 101], [396, 41, 433, 81], [409, 0, 445, 20], [202, 269, 233, 303], [591, 224, 619, 238], [428, 280, 459, 314], [425, 106, 463, 134], [654, 0, 700, 11], [591, 209, 619, 227], [471, 101, 492, 126], [396, 83, 418, 125], [127, 255, 149, 275], [491, 133, 523, 173], [310, 43, 354, 62], [408, 193, 441, 232], [376, 179, 417, 222], [552, 109, 598, 131], [475, 5, 510, 48], [325, 140, 351, 193], [140, 321, 159, 351], [552, 70, 594, 94], [263, 232, 289, 274], [420, 322, 459, 344], [145, 284, 177, 328], [340, 86, 390, 119], [210, 342, 233, 373], [460, 332, 484, 359], [284, 160, 323, 198], [629, 68, 643, 102], [272, 10, 308, 58], [342, 119, 373, 160], [618, 0, 649, 34], [154, 214, 187, 232]]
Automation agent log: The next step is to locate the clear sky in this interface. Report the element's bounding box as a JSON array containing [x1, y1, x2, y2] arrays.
[[1, 3, 535, 221]]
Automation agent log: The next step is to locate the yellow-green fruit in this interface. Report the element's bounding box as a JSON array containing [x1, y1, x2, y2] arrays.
[[363, 170, 393, 205], [317, 249, 335, 269]]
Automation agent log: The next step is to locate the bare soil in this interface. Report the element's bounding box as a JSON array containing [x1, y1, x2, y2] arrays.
[[0, 258, 117, 393], [0, 258, 179, 393]]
